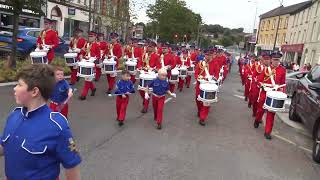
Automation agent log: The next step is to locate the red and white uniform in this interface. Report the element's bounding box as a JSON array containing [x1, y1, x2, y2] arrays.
[[243, 60, 254, 100], [69, 37, 86, 85], [176, 55, 192, 91], [250, 61, 264, 117], [106, 42, 122, 92], [160, 53, 177, 92], [80, 41, 100, 98], [254, 65, 286, 134], [36, 29, 59, 63]]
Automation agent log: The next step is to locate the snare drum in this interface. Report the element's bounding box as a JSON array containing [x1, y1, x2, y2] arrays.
[[30, 51, 48, 64], [263, 91, 287, 112], [77, 61, 95, 78], [198, 82, 219, 104], [138, 72, 157, 90], [103, 58, 117, 74], [169, 68, 179, 83], [179, 66, 188, 78], [187, 65, 195, 75], [125, 60, 137, 74], [64, 53, 77, 66]]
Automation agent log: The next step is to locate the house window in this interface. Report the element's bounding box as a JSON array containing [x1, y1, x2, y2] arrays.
[[279, 18, 283, 29], [272, 19, 276, 29], [284, 17, 288, 28], [311, 22, 317, 41], [267, 20, 270, 30], [315, 2, 319, 17], [265, 35, 268, 44]]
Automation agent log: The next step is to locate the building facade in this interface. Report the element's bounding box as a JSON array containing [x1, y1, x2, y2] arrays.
[[302, 0, 320, 67], [256, 1, 312, 53], [282, 1, 312, 65]]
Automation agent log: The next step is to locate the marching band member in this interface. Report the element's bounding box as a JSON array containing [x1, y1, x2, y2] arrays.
[[0, 64, 81, 179], [106, 32, 122, 96], [114, 70, 135, 127], [36, 18, 59, 64], [69, 29, 86, 85], [49, 66, 73, 118], [254, 52, 286, 140], [243, 56, 254, 103], [138, 46, 160, 113], [124, 43, 139, 83], [145, 68, 176, 130], [249, 54, 266, 117], [96, 33, 107, 82], [161, 46, 176, 93], [177, 50, 192, 91], [194, 51, 219, 126], [79, 31, 100, 100]]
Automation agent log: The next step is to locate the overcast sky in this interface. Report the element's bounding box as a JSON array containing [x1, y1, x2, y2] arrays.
[[133, 0, 307, 32]]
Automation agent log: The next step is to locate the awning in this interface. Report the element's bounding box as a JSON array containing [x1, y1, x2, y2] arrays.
[[281, 44, 304, 53]]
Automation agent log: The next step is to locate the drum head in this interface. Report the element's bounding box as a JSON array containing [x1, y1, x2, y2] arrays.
[[78, 61, 95, 67], [30, 51, 47, 57], [64, 53, 77, 58], [200, 83, 218, 91]]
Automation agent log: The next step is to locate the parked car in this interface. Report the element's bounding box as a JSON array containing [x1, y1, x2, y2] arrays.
[[0, 26, 69, 59], [289, 65, 320, 163], [286, 71, 309, 97]]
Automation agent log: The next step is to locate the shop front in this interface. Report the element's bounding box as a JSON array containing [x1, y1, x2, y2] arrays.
[[281, 44, 304, 66]]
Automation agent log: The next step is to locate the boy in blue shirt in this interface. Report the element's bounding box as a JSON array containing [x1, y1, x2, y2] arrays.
[[0, 64, 81, 180], [146, 68, 176, 130], [114, 70, 135, 126], [50, 66, 73, 118]]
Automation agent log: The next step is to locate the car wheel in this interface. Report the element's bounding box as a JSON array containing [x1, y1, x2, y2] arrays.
[[312, 123, 320, 163], [289, 94, 299, 122]]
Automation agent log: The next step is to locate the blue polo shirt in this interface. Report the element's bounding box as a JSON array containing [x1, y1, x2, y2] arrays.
[[50, 80, 70, 104], [0, 104, 81, 180], [149, 78, 169, 96], [114, 80, 135, 95]]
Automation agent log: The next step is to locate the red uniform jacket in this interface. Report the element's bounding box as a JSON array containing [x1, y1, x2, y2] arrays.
[[208, 58, 221, 80], [36, 29, 59, 61], [81, 42, 101, 60], [99, 41, 109, 59], [69, 37, 86, 60], [176, 56, 191, 67], [137, 52, 160, 69], [112, 42, 122, 59], [257, 65, 286, 94]]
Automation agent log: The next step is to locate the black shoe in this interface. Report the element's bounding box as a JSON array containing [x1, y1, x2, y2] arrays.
[[179, 88, 182, 92], [106, 90, 111, 95], [264, 133, 272, 140], [157, 124, 162, 130], [94, 78, 99, 82], [91, 88, 96, 96], [79, 96, 86, 101], [254, 121, 260, 128], [248, 103, 252, 108], [199, 120, 206, 126], [118, 121, 124, 127], [244, 97, 248, 101], [141, 108, 147, 113]]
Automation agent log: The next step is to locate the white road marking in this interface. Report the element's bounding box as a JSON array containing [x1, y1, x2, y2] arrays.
[[165, 98, 173, 104], [233, 94, 245, 100], [298, 146, 312, 153], [273, 133, 297, 146]]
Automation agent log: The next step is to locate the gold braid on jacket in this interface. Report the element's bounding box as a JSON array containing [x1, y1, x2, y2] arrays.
[[264, 66, 276, 81]]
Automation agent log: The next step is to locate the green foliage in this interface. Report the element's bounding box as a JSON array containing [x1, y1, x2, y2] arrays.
[[146, 0, 202, 43], [5, 0, 46, 14], [0, 58, 70, 83], [219, 36, 234, 47]]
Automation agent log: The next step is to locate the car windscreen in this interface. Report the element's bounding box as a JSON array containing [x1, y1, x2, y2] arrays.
[[307, 66, 320, 83]]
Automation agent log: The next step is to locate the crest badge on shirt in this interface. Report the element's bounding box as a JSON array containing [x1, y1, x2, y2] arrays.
[[68, 138, 78, 153]]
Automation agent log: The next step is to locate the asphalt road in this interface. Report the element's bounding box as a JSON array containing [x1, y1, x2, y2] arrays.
[[0, 66, 319, 180]]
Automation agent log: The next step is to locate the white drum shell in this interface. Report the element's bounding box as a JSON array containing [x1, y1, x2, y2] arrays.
[[77, 61, 95, 78], [30, 51, 48, 64], [64, 53, 78, 66], [198, 83, 219, 104], [103, 59, 117, 74], [263, 91, 287, 112]]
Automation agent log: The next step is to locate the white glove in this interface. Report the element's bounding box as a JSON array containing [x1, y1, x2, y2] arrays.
[[144, 93, 150, 100], [68, 49, 73, 53], [171, 93, 177, 98]]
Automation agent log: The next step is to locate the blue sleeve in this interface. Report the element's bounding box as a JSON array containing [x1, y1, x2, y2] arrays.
[[56, 126, 81, 169], [149, 80, 154, 88], [64, 80, 70, 90], [165, 81, 169, 92]]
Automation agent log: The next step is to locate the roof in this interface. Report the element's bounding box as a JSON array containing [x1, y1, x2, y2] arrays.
[[259, 1, 312, 19]]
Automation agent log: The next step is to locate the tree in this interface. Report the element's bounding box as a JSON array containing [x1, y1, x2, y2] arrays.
[[5, 0, 45, 68], [146, 0, 202, 43]]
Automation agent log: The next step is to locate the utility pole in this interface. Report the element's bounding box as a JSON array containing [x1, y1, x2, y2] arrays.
[[88, 0, 92, 31]]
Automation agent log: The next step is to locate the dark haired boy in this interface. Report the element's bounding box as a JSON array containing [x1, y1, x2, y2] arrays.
[[114, 70, 135, 126], [0, 64, 81, 180]]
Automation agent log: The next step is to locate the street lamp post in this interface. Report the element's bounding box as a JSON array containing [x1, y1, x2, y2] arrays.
[[248, 0, 258, 53]]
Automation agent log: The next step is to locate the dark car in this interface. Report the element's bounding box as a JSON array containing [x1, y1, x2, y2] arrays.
[[286, 71, 309, 97], [0, 26, 69, 58], [289, 65, 320, 163]]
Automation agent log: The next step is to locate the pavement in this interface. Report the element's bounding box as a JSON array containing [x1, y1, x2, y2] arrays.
[[0, 66, 320, 179]]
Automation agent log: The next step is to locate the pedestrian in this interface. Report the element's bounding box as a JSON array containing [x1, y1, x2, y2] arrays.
[[79, 31, 100, 100], [49, 66, 73, 118], [254, 52, 286, 140], [69, 29, 86, 85], [36, 18, 59, 64], [145, 68, 176, 130], [0, 64, 81, 179], [114, 70, 135, 127]]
